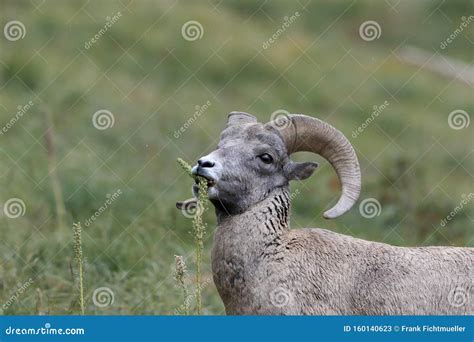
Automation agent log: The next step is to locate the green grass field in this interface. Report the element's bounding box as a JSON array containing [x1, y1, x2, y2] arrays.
[[0, 0, 473, 315]]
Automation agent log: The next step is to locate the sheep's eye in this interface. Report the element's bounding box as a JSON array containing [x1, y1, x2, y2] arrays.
[[258, 153, 273, 164]]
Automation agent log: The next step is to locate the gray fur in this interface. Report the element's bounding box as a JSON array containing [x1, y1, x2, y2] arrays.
[[212, 187, 473, 315], [190, 113, 473, 315]]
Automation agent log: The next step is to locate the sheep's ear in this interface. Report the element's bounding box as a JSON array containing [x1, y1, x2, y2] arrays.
[[176, 198, 197, 210], [285, 161, 318, 181], [227, 111, 257, 126]]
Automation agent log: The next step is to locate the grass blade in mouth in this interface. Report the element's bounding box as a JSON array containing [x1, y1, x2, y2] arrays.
[[176, 158, 209, 315]]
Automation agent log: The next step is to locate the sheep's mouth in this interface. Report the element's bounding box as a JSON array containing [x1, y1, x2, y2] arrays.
[[194, 175, 216, 188]]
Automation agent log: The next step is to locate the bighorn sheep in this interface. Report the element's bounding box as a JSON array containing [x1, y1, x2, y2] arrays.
[[178, 112, 473, 315]]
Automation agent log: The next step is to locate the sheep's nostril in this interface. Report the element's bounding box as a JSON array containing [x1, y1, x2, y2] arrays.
[[198, 159, 215, 168]]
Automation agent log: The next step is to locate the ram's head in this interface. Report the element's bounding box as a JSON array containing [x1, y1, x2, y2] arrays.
[[182, 112, 361, 219]]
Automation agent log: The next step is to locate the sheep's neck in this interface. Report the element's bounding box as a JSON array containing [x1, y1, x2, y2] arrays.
[[253, 187, 291, 235], [216, 186, 291, 240], [212, 187, 291, 312]]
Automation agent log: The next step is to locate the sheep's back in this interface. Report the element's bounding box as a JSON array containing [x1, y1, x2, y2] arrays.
[[280, 228, 473, 315]]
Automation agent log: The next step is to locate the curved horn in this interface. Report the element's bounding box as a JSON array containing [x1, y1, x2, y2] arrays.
[[268, 114, 361, 219], [227, 111, 257, 126]]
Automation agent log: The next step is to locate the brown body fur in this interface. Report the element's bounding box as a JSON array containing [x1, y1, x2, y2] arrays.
[[212, 188, 473, 315]]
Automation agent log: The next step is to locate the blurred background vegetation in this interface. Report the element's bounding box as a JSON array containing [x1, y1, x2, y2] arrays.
[[0, 0, 472, 315]]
